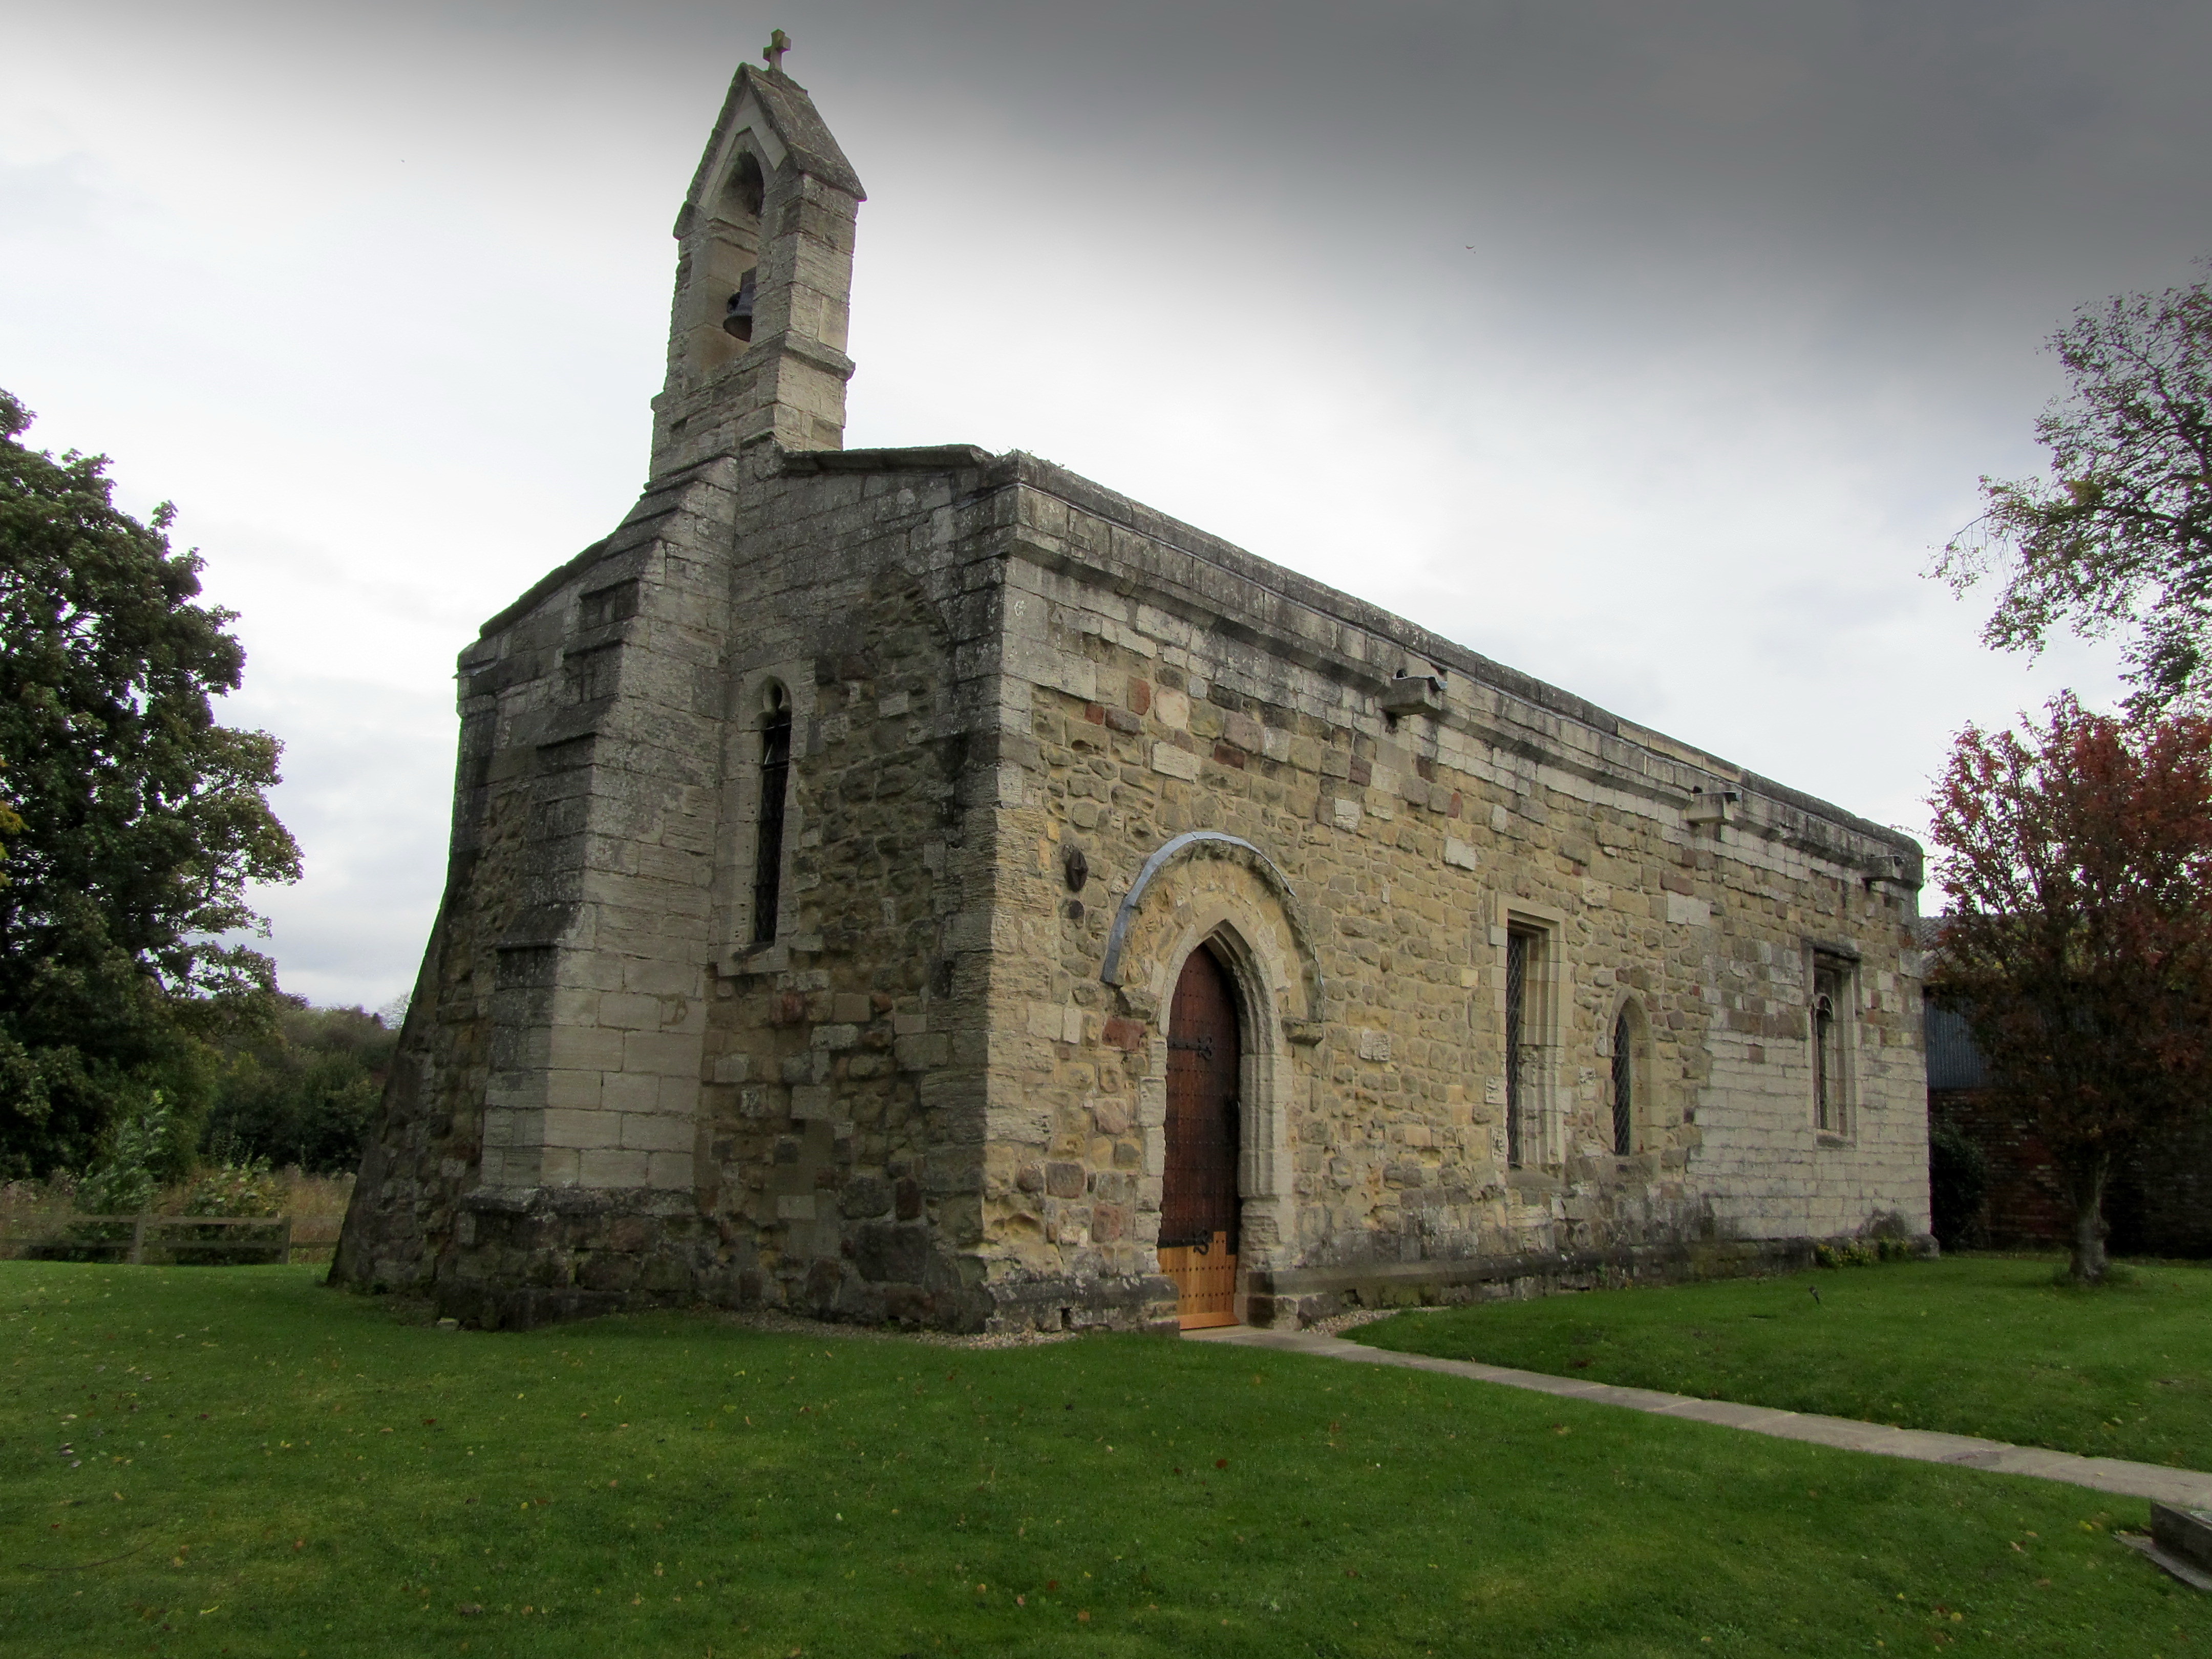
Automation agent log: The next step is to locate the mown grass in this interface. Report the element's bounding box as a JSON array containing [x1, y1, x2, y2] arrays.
[[1350, 1254, 2212, 1469], [4, 1263, 2206, 1658]]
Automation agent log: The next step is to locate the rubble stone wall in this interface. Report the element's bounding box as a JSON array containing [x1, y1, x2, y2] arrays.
[[960, 455, 1928, 1327]]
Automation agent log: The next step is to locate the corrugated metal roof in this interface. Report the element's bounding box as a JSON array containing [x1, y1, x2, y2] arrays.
[[1923, 997, 1988, 1091]]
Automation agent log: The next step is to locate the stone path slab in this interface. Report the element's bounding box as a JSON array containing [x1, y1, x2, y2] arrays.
[[1192, 1324, 2212, 1509]]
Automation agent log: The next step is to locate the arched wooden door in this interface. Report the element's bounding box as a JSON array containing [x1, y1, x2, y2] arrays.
[[1159, 946, 1241, 1329]]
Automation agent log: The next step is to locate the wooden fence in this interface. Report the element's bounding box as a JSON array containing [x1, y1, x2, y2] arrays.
[[0, 1211, 346, 1265]]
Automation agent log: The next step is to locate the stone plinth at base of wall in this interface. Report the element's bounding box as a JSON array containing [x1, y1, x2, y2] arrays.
[[432, 1185, 984, 1332], [423, 1225, 1938, 1336], [1245, 1235, 1941, 1329], [435, 1186, 726, 1330], [979, 1270, 1181, 1336], [439, 1283, 635, 1332]]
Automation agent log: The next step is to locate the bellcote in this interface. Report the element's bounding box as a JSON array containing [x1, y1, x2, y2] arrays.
[[650, 48, 864, 472]]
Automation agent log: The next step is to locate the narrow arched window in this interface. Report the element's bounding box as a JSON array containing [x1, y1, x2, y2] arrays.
[[1504, 927, 1531, 1168], [1611, 1008, 1635, 1155], [751, 686, 792, 946], [1812, 952, 1853, 1133], [1813, 989, 1838, 1131]]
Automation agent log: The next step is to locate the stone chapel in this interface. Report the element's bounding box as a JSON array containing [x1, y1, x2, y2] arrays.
[[333, 51, 1931, 1333]]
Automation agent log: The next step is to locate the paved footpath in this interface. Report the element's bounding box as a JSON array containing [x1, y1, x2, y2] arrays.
[[1193, 1324, 2212, 1509]]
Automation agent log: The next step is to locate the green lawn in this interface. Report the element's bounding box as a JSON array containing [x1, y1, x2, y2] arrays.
[[3, 1264, 2204, 1657], [1350, 1254, 2212, 1470]]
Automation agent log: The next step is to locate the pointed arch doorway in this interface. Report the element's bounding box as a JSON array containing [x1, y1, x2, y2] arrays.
[[1159, 945, 1242, 1329]]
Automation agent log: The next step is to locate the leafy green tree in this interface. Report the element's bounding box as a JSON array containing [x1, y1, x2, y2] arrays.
[[0, 777, 20, 874], [1938, 269, 2212, 713], [1928, 694, 2212, 1283], [0, 389, 301, 1179], [205, 1001, 395, 1174]]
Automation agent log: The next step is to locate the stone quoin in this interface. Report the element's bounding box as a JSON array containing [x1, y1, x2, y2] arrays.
[[333, 45, 1931, 1332]]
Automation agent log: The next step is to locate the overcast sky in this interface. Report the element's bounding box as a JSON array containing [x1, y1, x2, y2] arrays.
[[4, 1, 2205, 1009]]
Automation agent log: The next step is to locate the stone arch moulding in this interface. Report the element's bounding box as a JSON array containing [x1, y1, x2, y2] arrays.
[[1098, 832, 1325, 1032], [1101, 839, 1318, 1280]]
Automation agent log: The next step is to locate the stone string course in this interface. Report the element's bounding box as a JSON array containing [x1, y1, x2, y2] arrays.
[[334, 60, 1928, 1334]]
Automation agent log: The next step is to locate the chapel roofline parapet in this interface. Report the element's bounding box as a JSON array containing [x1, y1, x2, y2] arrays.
[[968, 451, 1921, 878], [753, 441, 1922, 880]]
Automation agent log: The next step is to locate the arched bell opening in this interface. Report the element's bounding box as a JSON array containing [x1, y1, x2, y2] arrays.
[[1159, 940, 1244, 1330], [684, 145, 769, 380], [719, 153, 765, 344]]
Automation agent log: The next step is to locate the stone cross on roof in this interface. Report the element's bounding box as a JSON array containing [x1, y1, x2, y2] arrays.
[[762, 28, 790, 73]]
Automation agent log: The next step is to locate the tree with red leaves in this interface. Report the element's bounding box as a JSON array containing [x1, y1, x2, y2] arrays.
[[1929, 694, 2212, 1283]]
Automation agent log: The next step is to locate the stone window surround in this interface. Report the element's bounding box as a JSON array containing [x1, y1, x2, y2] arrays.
[[1808, 944, 1860, 1146], [1496, 898, 1567, 1178], [716, 662, 814, 976]]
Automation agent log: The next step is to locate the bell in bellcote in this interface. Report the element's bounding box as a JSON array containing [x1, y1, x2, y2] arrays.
[[722, 269, 757, 342]]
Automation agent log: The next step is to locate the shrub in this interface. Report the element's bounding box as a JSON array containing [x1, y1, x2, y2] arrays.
[[73, 1093, 175, 1217], [176, 1156, 286, 1264], [1928, 1119, 1990, 1251], [1814, 1237, 1918, 1269], [182, 1157, 282, 1218]]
